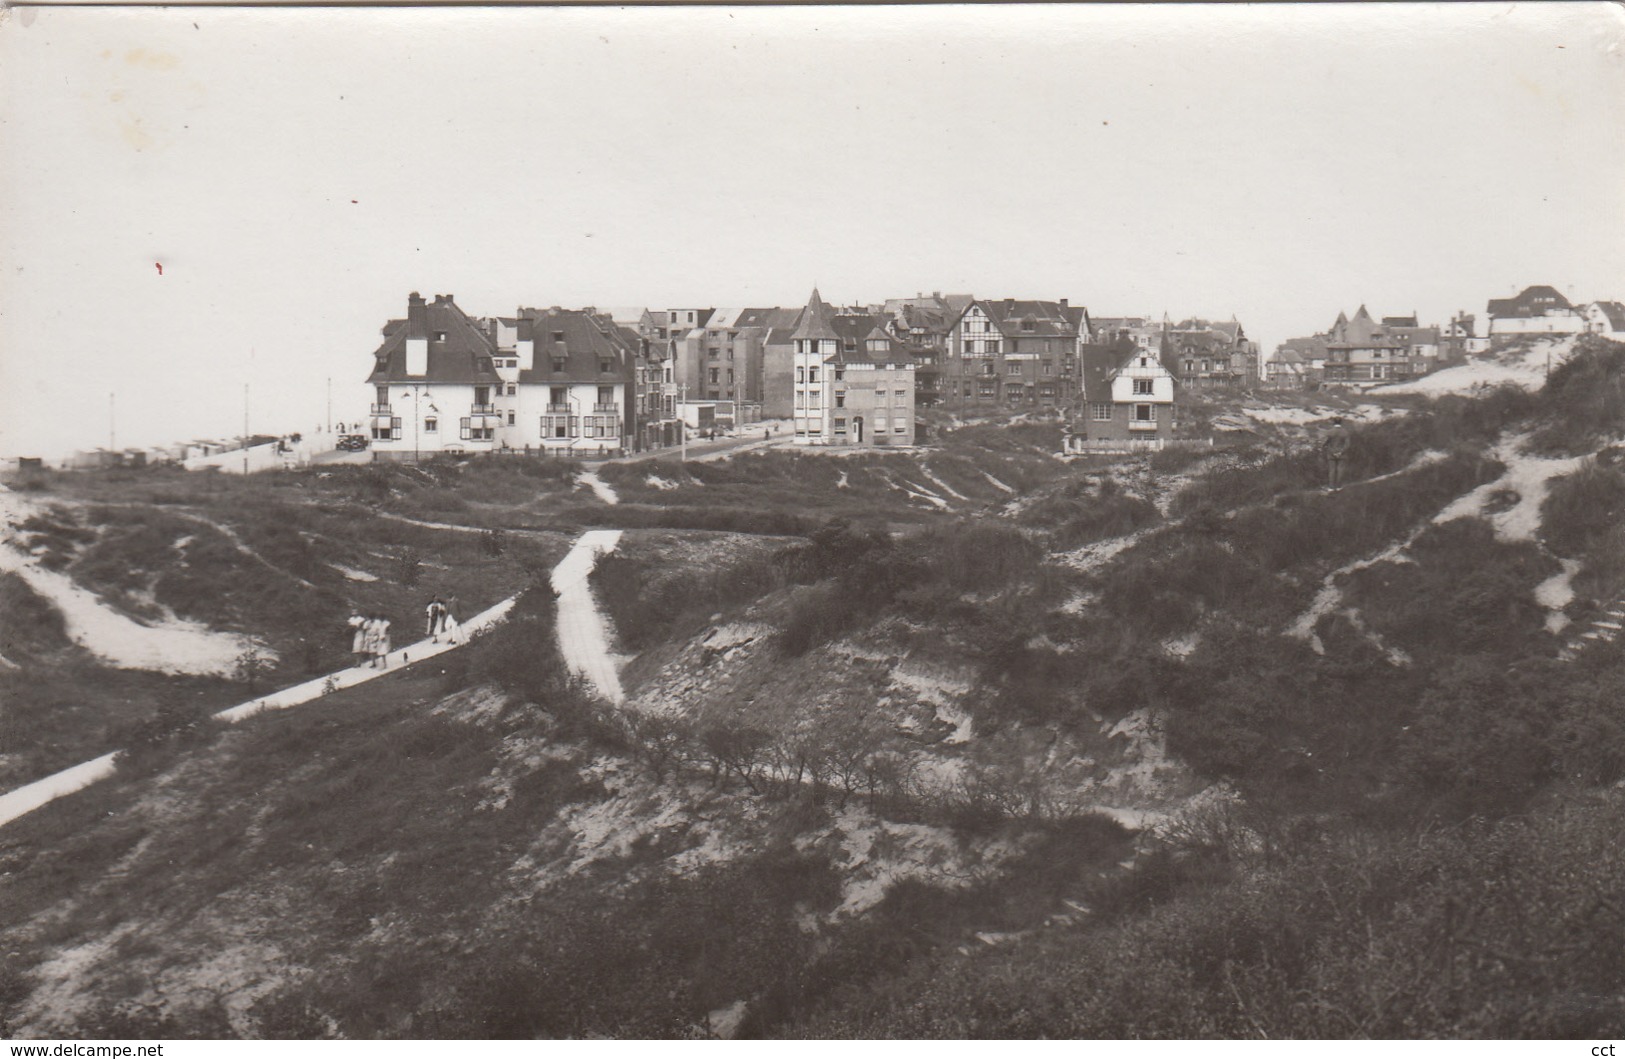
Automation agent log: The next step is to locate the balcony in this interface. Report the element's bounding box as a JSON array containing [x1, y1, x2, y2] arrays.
[[1130, 419, 1160, 431], [370, 403, 392, 415], [593, 404, 618, 414], [470, 404, 496, 415], [547, 403, 571, 414]]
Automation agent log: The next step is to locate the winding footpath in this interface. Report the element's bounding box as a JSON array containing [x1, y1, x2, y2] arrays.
[[0, 522, 629, 831]]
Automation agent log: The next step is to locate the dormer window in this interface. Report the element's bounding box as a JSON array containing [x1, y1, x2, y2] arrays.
[[1022, 318, 1035, 332], [433, 331, 447, 342], [600, 359, 614, 374], [552, 331, 565, 343], [552, 357, 566, 373]]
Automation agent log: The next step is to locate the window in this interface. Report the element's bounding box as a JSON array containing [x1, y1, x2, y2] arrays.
[[709, 368, 720, 384], [987, 341, 1001, 355], [1133, 378, 1154, 395], [727, 369, 735, 384], [375, 385, 389, 409], [552, 358, 567, 373], [983, 363, 995, 376], [598, 386, 614, 407], [1092, 403, 1112, 421], [833, 417, 848, 434], [894, 420, 908, 434], [797, 367, 805, 383], [424, 417, 438, 433], [1042, 362, 1054, 376], [1022, 319, 1035, 332], [552, 331, 565, 343], [433, 331, 447, 342], [1135, 404, 1154, 422], [506, 383, 517, 396], [808, 367, 819, 384], [835, 368, 845, 381], [835, 394, 845, 408], [709, 347, 719, 359], [876, 416, 889, 432], [507, 411, 516, 426]]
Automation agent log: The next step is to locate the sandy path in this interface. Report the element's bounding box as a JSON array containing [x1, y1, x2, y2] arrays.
[[0, 493, 263, 677], [0, 527, 616, 831], [549, 529, 625, 702], [576, 470, 620, 505]]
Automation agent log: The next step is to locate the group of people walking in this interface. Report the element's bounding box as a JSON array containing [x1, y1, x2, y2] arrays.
[[348, 613, 393, 669], [345, 597, 461, 671]]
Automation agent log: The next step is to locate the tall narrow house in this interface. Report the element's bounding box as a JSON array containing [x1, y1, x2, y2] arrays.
[[791, 289, 916, 447]]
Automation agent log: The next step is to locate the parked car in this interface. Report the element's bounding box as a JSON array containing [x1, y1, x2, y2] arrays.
[[337, 434, 370, 452]]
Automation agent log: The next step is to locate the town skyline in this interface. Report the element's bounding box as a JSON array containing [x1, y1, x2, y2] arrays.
[[4, 3, 1623, 458]]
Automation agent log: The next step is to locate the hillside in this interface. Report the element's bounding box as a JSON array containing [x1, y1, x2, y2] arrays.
[[2, 340, 1624, 1038]]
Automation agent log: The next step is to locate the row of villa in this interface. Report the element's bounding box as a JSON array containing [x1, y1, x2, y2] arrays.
[[362, 290, 1258, 459], [1267, 286, 1625, 389]]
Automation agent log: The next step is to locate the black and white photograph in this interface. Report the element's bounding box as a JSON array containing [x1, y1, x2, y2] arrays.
[[1, 0, 1623, 1042]]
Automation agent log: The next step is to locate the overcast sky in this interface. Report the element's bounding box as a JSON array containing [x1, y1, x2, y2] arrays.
[[3, 2, 1622, 458]]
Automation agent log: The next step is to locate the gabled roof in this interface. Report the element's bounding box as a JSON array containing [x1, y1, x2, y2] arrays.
[[1487, 285, 1573, 318], [981, 299, 1079, 339], [367, 293, 501, 386], [1590, 300, 1625, 330], [1078, 342, 1137, 404], [514, 306, 635, 385]]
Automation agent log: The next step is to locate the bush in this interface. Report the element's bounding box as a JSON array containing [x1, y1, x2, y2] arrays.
[[1540, 451, 1625, 559], [591, 551, 786, 652], [1020, 476, 1161, 550], [1532, 335, 1625, 454]]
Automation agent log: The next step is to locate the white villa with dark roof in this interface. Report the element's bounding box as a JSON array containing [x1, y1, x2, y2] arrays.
[[365, 292, 634, 459]]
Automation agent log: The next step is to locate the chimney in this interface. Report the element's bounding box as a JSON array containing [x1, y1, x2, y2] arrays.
[[1005, 298, 1015, 313], [932, 291, 941, 299], [405, 292, 429, 376], [516, 315, 535, 372], [1059, 298, 1069, 310]]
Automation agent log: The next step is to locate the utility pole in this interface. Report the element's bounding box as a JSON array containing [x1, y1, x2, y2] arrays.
[[109, 392, 116, 452], [243, 382, 251, 475], [679, 382, 688, 462]]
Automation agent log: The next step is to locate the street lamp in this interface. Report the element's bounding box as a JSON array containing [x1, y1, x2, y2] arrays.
[[409, 384, 436, 463]]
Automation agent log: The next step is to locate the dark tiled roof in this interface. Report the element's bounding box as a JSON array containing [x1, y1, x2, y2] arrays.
[[1488, 285, 1573, 318], [1593, 301, 1625, 330], [982, 299, 1079, 339], [791, 289, 840, 342], [367, 293, 501, 385], [1078, 343, 1135, 404], [515, 307, 636, 385]]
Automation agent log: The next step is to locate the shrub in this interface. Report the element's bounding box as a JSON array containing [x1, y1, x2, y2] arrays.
[[591, 551, 786, 652], [1540, 451, 1625, 559], [1532, 335, 1625, 454]]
